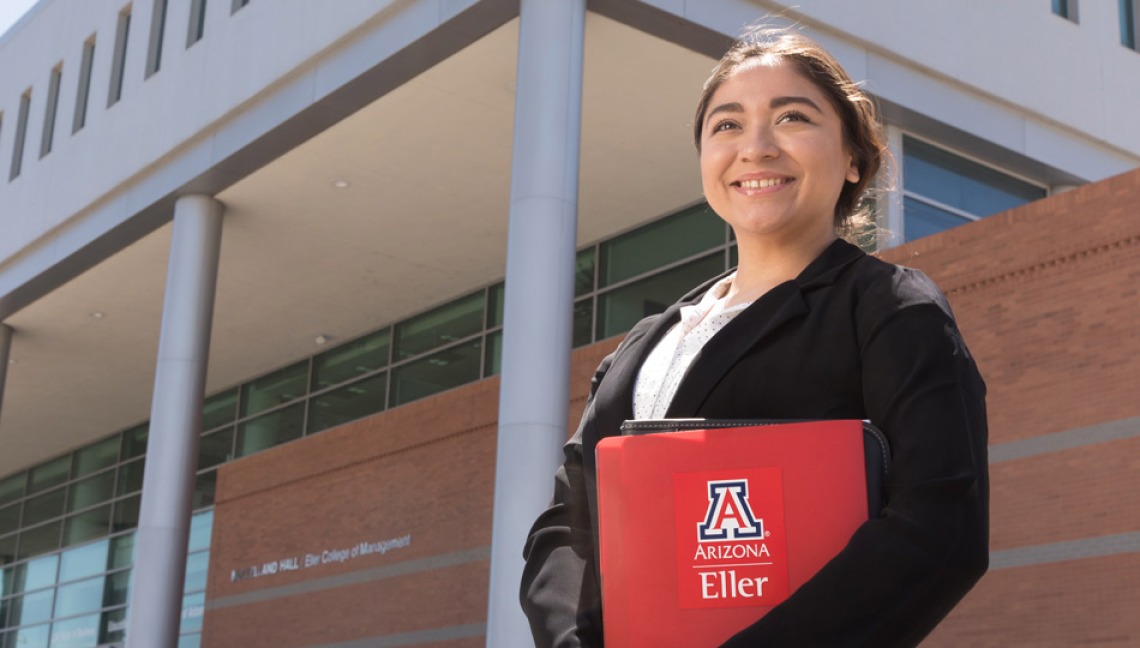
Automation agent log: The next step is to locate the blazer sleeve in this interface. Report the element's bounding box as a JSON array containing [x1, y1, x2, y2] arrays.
[[519, 353, 612, 648], [720, 268, 990, 648]]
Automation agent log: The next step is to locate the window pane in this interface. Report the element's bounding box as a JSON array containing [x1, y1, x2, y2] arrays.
[[22, 489, 65, 528], [307, 373, 387, 434], [121, 424, 149, 460], [188, 511, 212, 552], [63, 505, 112, 547], [903, 197, 972, 242], [394, 292, 484, 360], [103, 570, 130, 608], [487, 283, 505, 329], [10, 623, 49, 647], [13, 555, 57, 593], [599, 204, 723, 287], [111, 496, 140, 534], [116, 459, 144, 497], [312, 330, 390, 390], [73, 437, 119, 478], [201, 389, 238, 432], [0, 535, 16, 568], [68, 472, 116, 512], [179, 633, 202, 648], [59, 539, 109, 582], [236, 403, 304, 458], [484, 331, 502, 377], [54, 576, 105, 617], [240, 362, 308, 418], [390, 340, 482, 407], [0, 504, 19, 537], [573, 299, 593, 348], [100, 607, 128, 645], [903, 137, 1045, 218], [576, 248, 596, 297], [192, 472, 216, 510], [180, 591, 205, 633], [0, 475, 24, 507], [50, 613, 101, 648], [28, 457, 70, 495], [184, 551, 208, 593], [9, 590, 53, 626], [597, 253, 725, 339], [197, 428, 233, 471], [109, 534, 134, 570]]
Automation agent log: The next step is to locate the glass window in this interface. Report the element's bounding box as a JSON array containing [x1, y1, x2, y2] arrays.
[[487, 283, 505, 329], [193, 472, 216, 510], [1052, 0, 1078, 21], [13, 555, 57, 593], [597, 253, 725, 340], [116, 459, 145, 497], [197, 428, 234, 471], [103, 570, 131, 608], [111, 496, 141, 534], [0, 475, 24, 507], [599, 204, 723, 287], [109, 534, 134, 570], [576, 248, 596, 297], [1, 564, 13, 596], [179, 632, 202, 648], [10, 623, 49, 647], [240, 362, 308, 418], [236, 403, 304, 458], [484, 331, 502, 377], [0, 535, 16, 568], [9, 590, 53, 626], [59, 539, 109, 583], [573, 299, 593, 348], [73, 437, 119, 478], [22, 490, 65, 528], [201, 389, 238, 432], [1123, 0, 1137, 49], [0, 504, 19, 538], [121, 424, 149, 460], [68, 472, 115, 512], [307, 373, 387, 434], [63, 505, 112, 547], [184, 551, 209, 593], [312, 330, 390, 390], [50, 613, 101, 648], [180, 591, 205, 633], [100, 607, 128, 645], [53, 576, 104, 617], [902, 136, 1045, 240], [394, 292, 484, 360], [188, 511, 212, 552], [28, 458, 70, 495], [390, 340, 482, 407]]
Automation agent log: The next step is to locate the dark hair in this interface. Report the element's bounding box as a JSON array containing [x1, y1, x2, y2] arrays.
[[693, 26, 888, 234]]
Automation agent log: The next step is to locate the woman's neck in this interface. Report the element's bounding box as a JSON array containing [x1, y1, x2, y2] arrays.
[[724, 230, 837, 308]]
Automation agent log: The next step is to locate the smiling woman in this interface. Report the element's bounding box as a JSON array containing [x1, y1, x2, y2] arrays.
[[522, 25, 990, 648]]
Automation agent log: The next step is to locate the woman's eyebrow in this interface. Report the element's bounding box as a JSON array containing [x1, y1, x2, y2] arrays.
[[705, 101, 743, 125], [770, 96, 822, 112]]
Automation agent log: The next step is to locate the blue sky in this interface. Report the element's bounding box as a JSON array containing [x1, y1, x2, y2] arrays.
[[0, 0, 40, 40]]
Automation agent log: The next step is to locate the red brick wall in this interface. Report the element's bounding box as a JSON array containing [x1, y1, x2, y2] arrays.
[[205, 168, 1140, 646]]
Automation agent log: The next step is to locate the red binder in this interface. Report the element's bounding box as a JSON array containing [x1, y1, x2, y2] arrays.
[[596, 419, 888, 647]]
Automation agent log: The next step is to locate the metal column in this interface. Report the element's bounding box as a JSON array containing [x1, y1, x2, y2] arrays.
[[0, 324, 12, 422], [126, 195, 224, 648], [485, 0, 586, 645]]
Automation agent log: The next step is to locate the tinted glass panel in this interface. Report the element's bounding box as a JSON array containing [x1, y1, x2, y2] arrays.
[[903, 137, 1045, 218], [576, 247, 596, 297], [180, 592, 205, 633], [109, 534, 134, 570], [100, 607, 128, 645], [103, 570, 130, 608], [573, 299, 593, 348], [111, 496, 140, 533], [192, 472, 216, 510], [54, 576, 104, 617], [10, 590, 52, 625], [116, 459, 145, 497], [0, 504, 19, 538], [236, 403, 304, 457], [0, 475, 23, 507], [240, 362, 307, 417], [390, 340, 482, 406], [179, 633, 202, 648], [63, 505, 112, 547], [197, 428, 233, 471], [394, 292, 484, 360], [28, 457, 70, 495], [307, 373, 387, 434], [14, 555, 57, 593], [597, 253, 724, 339], [903, 197, 972, 242], [73, 437, 118, 477], [50, 613, 101, 648], [121, 424, 149, 460], [487, 283, 505, 328], [312, 330, 389, 390], [599, 204, 723, 287], [0, 535, 16, 568], [22, 489, 65, 528], [188, 511, 212, 552], [184, 551, 208, 593], [68, 472, 115, 512], [201, 389, 238, 432], [10, 622, 49, 647], [484, 331, 502, 377], [59, 539, 109, 582]]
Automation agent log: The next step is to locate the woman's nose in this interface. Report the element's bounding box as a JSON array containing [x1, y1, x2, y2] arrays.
[[740, 127, 779, 161]]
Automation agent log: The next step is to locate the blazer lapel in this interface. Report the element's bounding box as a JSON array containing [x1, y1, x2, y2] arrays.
[[664, 239, 864, 417]]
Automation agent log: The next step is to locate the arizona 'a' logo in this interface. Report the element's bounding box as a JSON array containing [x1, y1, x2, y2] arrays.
[[697, 479, 765, 542]]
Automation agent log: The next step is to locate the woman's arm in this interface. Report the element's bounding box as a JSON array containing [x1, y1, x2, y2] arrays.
[[721, 269, 990, 647]]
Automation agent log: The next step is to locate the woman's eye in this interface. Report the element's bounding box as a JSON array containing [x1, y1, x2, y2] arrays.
[[777, 111, 811, 124], [711, 120, 738, 133]]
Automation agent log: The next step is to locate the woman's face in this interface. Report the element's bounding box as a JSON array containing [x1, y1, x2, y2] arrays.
[[699, 59, 859, 249]]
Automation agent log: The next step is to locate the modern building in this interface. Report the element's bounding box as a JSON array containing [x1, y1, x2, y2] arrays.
[[1, 1, 1138, 646]]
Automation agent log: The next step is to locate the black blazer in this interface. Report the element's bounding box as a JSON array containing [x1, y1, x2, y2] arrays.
[[521, 239, 989, 647]]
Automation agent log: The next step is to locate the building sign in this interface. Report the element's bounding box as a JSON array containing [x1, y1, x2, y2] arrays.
[[229, 533, 412, 582]]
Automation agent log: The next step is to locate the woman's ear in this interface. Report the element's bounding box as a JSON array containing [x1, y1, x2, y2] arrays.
[[845, 159, 860, 184]]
